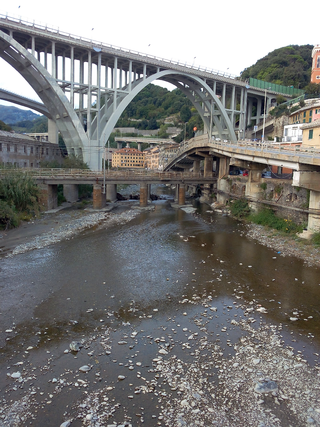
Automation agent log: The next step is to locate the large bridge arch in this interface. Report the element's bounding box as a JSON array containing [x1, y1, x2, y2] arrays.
[[97, 70, 237, 156], [0, 30, 88, 160]]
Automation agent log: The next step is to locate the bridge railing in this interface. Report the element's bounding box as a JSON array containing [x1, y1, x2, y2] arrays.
[[0, 13, 237, 80], [0, 167, 214, 180]]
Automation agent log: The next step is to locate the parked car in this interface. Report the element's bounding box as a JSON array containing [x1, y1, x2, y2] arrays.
[[262, 170, 272, 178], [242, 170, 249, 177]]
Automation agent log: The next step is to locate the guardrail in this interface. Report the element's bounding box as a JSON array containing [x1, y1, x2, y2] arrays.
[[0, 13, 237, 80], [0, 168, 214, 180]]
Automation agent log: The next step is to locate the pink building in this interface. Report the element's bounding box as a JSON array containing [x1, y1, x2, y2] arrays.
[[311, 45, 320, 84]]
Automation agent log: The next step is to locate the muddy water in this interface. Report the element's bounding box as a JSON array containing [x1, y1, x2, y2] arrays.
[[0, 189, 320, 426]]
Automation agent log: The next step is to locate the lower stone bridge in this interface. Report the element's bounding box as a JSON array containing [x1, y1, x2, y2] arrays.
[[8, 169, 216, 210]]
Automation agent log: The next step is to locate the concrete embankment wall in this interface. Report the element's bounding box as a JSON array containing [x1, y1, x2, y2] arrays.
[[216, 177, 310, 224]]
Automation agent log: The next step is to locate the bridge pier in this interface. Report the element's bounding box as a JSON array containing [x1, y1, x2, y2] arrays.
[[117, 142, 122, 150], [48, 119, 58, 144], [93, 184, 106, 209], [218, 157, 230, 179], [308, 190, 320, 232], [193, 159, 201, 176], [204, 157, 214, 178], [138, 143, 142, 151], [178, 184, 186, 205], [140, 183, 148, 207], [38, 184, 58, 210], [63, 184, 79, 203], [106, 184, 117, 202]]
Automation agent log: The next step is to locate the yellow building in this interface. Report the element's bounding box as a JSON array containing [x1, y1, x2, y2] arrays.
[[145, 146, 160, 170], [301, 120, 320, 147], [112, 147, 145, 168], [289, 100, 320, 125]]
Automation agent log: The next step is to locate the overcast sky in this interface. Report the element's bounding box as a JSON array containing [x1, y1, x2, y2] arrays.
[[0, 0, 318, 111]]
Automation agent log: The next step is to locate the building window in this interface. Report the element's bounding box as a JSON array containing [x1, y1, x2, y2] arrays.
[[7, 144, 10, 152], [14, 145, 17, 153], [30, 146, 34, 154], [303, 112, 306, 118], [30, 163, 33, 168], [317, 76, 320, 80], [24, 146, 27, 153], [46, 148, 49, 155], [0, 143, 2, 151], [317, 56, 320, 68], [308, 129, 314, 139]]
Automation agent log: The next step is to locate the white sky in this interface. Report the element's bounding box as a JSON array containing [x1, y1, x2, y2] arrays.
[[0, 0, 318, 112]]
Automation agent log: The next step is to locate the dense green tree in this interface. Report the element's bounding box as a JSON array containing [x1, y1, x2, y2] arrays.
[[0, 120, 12, 131], [240, 45, 313, 89], [180, 105, 192, 123]]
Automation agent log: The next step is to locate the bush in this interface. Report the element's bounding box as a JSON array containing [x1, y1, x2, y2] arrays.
[[0, 170, 40, 213], [229, 198, 251, 219], [0, 200, 19, 229], [311, 232, 320, 246], [250, 208, 303, 234]]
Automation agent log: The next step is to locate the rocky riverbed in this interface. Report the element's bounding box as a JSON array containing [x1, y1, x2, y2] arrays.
[[0, 201, 320, 427]]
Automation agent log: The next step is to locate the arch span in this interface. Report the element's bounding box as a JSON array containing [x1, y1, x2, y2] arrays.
[[0, 30, 88, 160], [98, 70, 237, 153]]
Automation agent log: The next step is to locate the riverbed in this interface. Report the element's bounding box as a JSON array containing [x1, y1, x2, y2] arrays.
[[0, 189, 319, 427]]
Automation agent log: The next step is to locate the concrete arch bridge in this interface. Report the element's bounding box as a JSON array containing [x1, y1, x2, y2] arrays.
[[0, 14, 284, 170]]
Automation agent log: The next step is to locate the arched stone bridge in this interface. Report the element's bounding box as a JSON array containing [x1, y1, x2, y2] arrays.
[[0, 14, 283, 170]]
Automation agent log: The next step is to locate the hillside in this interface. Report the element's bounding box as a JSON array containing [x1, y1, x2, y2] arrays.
[[240, 45, 313, 89], [0, 105, 40, 124]]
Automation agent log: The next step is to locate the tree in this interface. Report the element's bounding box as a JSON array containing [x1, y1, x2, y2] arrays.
[[180, 105, 192, 123]]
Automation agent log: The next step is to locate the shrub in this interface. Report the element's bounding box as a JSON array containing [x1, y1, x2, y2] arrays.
[[0, 200, 19, 229], [229, 198, 251, 219], [250, 208, 303, 234], [0, 170, 40, 213], [311, 232, 320, 247]]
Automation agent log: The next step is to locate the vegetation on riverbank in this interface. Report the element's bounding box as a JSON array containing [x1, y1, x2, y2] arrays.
[[0, 169, 40, 229], [229, 198, 304, 234]]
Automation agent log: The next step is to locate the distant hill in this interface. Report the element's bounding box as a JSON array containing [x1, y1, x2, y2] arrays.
[[240, 45, 313, 90], [0, 105, 40, 124]]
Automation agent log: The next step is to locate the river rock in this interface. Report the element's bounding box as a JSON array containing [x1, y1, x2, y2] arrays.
[[79, 365, 91, 373], [254, 379, 278, 394], [60, 421, 72, 427], [70, 341, 82, 352]]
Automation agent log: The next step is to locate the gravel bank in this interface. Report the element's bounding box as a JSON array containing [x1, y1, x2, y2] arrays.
[[246, 224, 320, 268], [4, 206, 140, 258]]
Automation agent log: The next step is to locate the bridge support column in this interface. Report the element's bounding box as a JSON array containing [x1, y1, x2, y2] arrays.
[[307, 190, 320, 232], [178, 184, 186, 205], [117, 142, 122, 150], [147, 184, 151, 201], [140, 183, 148, 207], [204, 157, 213, 178], [193, 159, 201, 176], [63, 184, 79, 202], [138, 143, 142, 151], [106, 184, 117, 202], [245, 164, 265, 211], [218, 157, 230, 179], [93, 184, 106, 209], [48, 119, 58, 144], [38, 184, 58, 210]]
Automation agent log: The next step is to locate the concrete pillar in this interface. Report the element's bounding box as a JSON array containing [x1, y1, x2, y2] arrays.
[[175, 185, 179, 202], [193, 159, 200, 176], [204, 157, 214, 178], [48, 119, 58, 144], [216, 179, 230, 205], [63, 184, 79, 202], [140, 183, 148, 207], [178, 183, 186, 205], [308, 190, 320, 232], [147, 184, 151, 200], [93, 184, 106, 209], [218, 157, 230, 179], [117, 141, 122, 150], [245, 164, 265, 210], [38, 184, 58, 210], [138, 143, 142, 151], [106, 184, 117, 202]]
